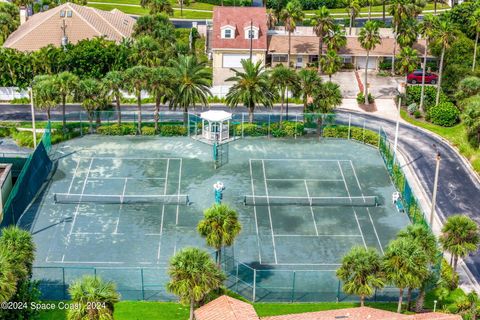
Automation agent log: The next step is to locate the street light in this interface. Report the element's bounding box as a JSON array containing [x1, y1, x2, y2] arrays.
[[430, 144, 441, 227], [29, 86, 37, 148], [393, 82, 406, 163]]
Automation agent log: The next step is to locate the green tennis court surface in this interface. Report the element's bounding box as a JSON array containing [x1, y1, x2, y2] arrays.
[[21, 136, 410, 301]]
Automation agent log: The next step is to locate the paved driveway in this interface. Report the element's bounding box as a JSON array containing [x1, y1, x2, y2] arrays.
[[320, 71, 358, 99], [357, 70, 403, 99]]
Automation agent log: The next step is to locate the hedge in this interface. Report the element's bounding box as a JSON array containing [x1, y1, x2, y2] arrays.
[[427, 102, 460, 127], [97, 124, 187, 136], [406, 85, 449, 112], [322, 126, 379, 146], [231, 122, 305, 137]]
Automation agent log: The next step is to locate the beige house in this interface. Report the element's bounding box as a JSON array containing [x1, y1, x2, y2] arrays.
[[3, 2, 136, 51]]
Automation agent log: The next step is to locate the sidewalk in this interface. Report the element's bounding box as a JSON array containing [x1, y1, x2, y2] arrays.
[[339, 98, 407, 123]]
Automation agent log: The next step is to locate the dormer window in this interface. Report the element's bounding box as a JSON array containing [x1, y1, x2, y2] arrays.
[[221, 24, 235, 39], [244, 26, 259, 40], [224, 29, 232, 39]]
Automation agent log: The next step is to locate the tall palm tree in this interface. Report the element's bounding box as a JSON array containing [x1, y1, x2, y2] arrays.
[[312, 6, 334, 73], [167, 247, 225, 320], [397, 18, 419, 48], [140, 0, 173, 15], [279, 0, 304, 68], [470, 9, 480, 71], [266, 8, 278, 30], [397, 224, 437, 312], [358, 20, 381, 105], [433, 19, 457, 106], [130, 36, 163, 68], [440, 215, 480, 272], [336, 246, 385, 307], [0, 247, 17, 302], [150, 67, 174, 133], [103, 71, 124, 125], [123, 66, 151, 135], [297, 68, 322, 112], [345, 0, 360, 36], [307, 81, 342, 135], [383, 238, 429, 313], [170, 55, 211, 126], [197, 204, 242, 267], [33, 75, 58, 120], [78, 78, 107, 133], [270, 65, 299, 123], [324, 24, 347, 52], [397, 47, 420, 86], [67, 275, 120, 320], [226, 59, 274, 123], [418, 14, 439, 113], [320, 50, 343, 81], [54, 71, 78, 132]]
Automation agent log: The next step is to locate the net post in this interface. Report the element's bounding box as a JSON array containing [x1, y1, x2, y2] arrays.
[[141, 268, 145, 300], [348, 114, 351, 140], [291, 271, 296, 302], [294, 114, 297, 139], [252, 269, 257, 302], [62, 267, 66, 300]]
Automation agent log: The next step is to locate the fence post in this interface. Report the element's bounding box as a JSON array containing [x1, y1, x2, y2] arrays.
[[377, 126, 381, 148], [241, 113, 245, 138], [362, 119, 366, 143], [187, 113, 190, 137], [141, 268, 145, 300], [291, 271, 296, 302], [268, 114, 271, 138], [348, 114, 351, 139], [80, 112, 83, 136], [235, 262, 239, 292], [252, 269, 257, 302], [294, 114, 297, 139], [336, 280, 341, 302], [62, 267, 66, 300]]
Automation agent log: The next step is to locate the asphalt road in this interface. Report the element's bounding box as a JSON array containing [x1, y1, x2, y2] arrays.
[[1, 104, 480, 282]]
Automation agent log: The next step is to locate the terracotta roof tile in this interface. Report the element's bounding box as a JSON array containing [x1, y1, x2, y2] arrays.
[[194, 295, 259, 320]]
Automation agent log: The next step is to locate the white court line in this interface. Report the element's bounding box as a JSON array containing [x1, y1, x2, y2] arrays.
[[349, 160, 384, 254], [251, 158, 351, 162], [261, 159, 278, 264], [157, 159, 170, 262], [70, 232, 125, 235], [304, 180, 319, 236], [338, 161, 367, 249], [77, 156, 182, 160], [266, 178, 344, 182], [47, 259, 124, 264], [274, 234, 363, 237], [176, 159, 182, 225], [67, 159, 81, 194], [249, 160, 262, 264], [113, 178, 128, 234], [86, 177, 166, 180], [64, 157, 94, 260], [265, 262, 341, 266]]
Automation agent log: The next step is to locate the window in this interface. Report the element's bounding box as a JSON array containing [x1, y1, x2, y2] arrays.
[[224, 29, 232, 39], [272, 55, 288, 62], [66, 10, 72, 17], [248, 29, 255, 39], [342, 56, 352, 64], [60, 10, 65, 17], [244, 28, 257, 40]]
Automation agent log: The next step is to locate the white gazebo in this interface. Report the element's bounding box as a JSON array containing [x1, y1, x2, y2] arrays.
[[200, 110, 232, 142]]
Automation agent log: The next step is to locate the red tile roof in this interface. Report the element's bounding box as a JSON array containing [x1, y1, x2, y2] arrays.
[[194, 295, 259, 320], [212, 6, 267, 51]]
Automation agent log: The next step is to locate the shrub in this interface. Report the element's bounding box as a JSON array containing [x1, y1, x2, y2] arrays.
[[0, 127, 12, 137], [322, 125, 379, 146], [357, 92, 374, 104], [407, 103, 418, 114], [232, 123, 267, 136], [270, 121, 305, 137], [441, 260, 459, 290], [456, 76, 480, 101], [427, 102, 460, 127], [379, 60, 392, 70], [413, 110, 422, 119], [406, 85, 449, 112], [159, 125, 186, 136], [11, 130, 42, 148], [96, 124, 135, 135], [141, 127, 156, 135]]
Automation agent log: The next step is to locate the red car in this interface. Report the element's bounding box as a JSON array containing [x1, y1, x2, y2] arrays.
[[407, 70, 438, 84]]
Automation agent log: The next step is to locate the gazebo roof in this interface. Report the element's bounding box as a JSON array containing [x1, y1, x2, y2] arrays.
[[200, 110, 232, 122]]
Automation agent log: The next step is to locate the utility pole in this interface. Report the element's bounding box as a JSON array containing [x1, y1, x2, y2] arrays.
[[30, 86, 37, 148], [430, 145, 441, 227], [393, 82, 405, 163]]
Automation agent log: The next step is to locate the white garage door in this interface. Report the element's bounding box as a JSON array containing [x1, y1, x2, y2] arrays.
[[222, 54, 257, 68], [356, 56, 377, 69]]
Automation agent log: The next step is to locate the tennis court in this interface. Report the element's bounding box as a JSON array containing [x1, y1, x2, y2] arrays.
[[22, 135, 410, 301]]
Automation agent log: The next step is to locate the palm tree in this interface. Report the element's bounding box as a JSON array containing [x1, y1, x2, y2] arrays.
[[397, 18, 419, 48], [140, 0, 173, 15], [0, 247, 17, 302], [130, 36, 163, 67], [433, 19, 457, 106], [0, 226, 36, 281], [397, 47, 419, 87], [150, 67, 174, 133], [167, 247, 225, 320], [418, 14, 439, 113], [470, 9, 480, 72], [297, 68, 322, 113], [345, 0, 360, 36], [197, 204, 242, 267], [170, 55, 211, 127], [336, 246, 385, 307], [67, 275, 120, 320], [103, 71, 124, 125], [397, 224, 437, 311], [307, 81, 342, 135], [54, 71, 78, 131], [312, 6, 334, 73], [270, 65, 299, 123], [383, 238, 429, 313], [324, 24, 347, 52], [226, 59, 274, 123], [358, 20, 381, 105], [320, 50, 343, 81], [440, 215, 480, 273], [33, 75, 58, 120], [279, 0, 304, 68], [266, 8, 278, 30], [123, 66, 151, 135], [78, 78, 107, 133]]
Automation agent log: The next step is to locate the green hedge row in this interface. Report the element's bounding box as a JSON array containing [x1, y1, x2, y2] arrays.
[[322, 126, 379, 146], [96, 124, 187, 136], [231, 121, 305, 137]]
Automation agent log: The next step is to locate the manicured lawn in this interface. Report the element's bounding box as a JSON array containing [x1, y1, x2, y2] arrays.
[[306, 2, 450, 14], [255, 302, 403, 316], [401, 109, 480, 174], [88, 0, 215, 11], [114, 301, 190, 319], [87, 2, 213, 18]]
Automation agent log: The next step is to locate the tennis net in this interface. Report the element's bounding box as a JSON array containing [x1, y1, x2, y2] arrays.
[[54, 193, 190, 205], [243, 195, 379, 207]]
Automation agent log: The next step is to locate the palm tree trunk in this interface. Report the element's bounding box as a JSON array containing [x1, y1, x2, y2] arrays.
[[47, 108, 51, 120], [116, 92, 122, 125], [318, 28, 324, 73], [434, 0, 437, 15], [88, 113, 94, 134], [288, 31, 292, 68], [361, 294, 365, 307], [189, 298, 195, 320], [368, 2, 371, 20], [382, 0, 385, 23], [249, 104, 254, 123], [419, 40, 428, 112], [435, 45, 445, 106], [137, 94, 142, 135], [184, 106, 189, 129], [406, 287, 412, 311], [473, 31, 478, 72], [415, 288, 426, 312], [280, 89, 284, 124], [392, 24, 398, 75], [154, 96, 161, 134], [62, 95, 66, 131], [218, 248, 222, 268], [317, 116, 323, 136], [95, 111, 101, 127], [364, 50, 369, 105], [450, 254, 453, 267], [453, 255, 459, 272], [397, 287, 404, 313]]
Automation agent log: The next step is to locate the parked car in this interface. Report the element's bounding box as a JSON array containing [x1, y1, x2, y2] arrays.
[[407, 70, 438, 84]]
